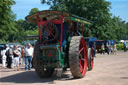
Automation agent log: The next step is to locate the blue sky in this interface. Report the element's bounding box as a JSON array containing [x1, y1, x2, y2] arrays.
[[12, 0, 128, 22], [106, 0, 128, 22], [12, 0, 49, 20]]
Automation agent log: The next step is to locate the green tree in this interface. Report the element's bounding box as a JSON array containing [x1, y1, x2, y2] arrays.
[[0, 0, 17, 43], [14, 19, 25, 42], [107, 16, 128, 41], [29, 8, 39, 15], [22, 8, 39, 31], [41, 0, 113, 39], [15, 8, 40, 42], [126, 23, 128, 38], [41, 0, 128, 41]]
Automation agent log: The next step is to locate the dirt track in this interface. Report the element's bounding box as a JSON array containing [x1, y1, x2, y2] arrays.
[[0, 51, 128, 85]]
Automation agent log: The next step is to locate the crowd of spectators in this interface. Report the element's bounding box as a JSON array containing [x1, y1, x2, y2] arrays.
[[100, 43, 117, 55], [1, 43, 34, 71]]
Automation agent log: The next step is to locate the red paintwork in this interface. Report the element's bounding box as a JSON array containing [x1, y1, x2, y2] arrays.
[[48, 53, 53, 57], [79, 38, 87, 76], [36, 14, 85, 52], [36, 16, 41, 40], [38, 20, 62, 25], [36, 15, 64, 51], [60, 16, 64, 51]]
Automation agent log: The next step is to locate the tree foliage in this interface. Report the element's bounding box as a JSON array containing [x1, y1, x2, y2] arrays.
[[14, 8, 39, 41], [0, 0, 17, 42], [17, 8, 39, 31], [29, 8, 39, 15], [0, 0, 128, 43], [41, 0, 128, 41], [0, 6, 39, 43]]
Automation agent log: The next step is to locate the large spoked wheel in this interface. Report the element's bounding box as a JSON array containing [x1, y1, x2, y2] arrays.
[[69, 36, 87, 78], [87, 48, 94, 71], [33, 41, 54, 78]]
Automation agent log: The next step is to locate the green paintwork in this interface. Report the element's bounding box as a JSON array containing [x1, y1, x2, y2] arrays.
[[57, 47, 65, 68], [37, 35, 72, 68], [37, 44, 65, 68], [71, 16, 91, 24]]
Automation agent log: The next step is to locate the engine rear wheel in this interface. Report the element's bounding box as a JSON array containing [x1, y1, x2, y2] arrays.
[[69, 36, 87, 78], [33, 41, 54, 78], [87, 48, 94, 71]]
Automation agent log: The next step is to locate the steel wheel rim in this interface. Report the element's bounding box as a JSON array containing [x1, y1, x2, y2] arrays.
[[91, 49, 94, 69], [79, 38, 87, 76]]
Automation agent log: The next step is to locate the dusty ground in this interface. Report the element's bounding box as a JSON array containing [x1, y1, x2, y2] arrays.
[[0, 51, 128, 85]]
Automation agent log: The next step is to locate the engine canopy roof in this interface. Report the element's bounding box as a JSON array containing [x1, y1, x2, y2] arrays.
[[26, 10, 92, 25]]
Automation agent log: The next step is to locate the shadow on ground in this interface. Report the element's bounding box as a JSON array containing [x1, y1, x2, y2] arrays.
[[120, 77, 128, 80], [0, 70, 78, 84]]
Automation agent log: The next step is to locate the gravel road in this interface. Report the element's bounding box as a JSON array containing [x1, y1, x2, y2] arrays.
[[0, 51, 128, 85]]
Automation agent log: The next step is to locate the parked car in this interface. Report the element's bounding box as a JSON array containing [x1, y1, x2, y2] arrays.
[[24, 40, 37, 46], [8, 43, 22, 47]]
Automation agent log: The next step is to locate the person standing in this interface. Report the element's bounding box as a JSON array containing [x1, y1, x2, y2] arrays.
[[106, 42, 110, 55], [5, 44, 9, 68], [24, 43, 34, 70], [13, 46, 20, 71], [101, 43, 105, 54], [1, 47, 7, 68], [7, 45, 13, 68], [21, 46, 25, 65], [113, 44, 117, 55], [110, 45, 114, 54], [92, 42, 96, 57], [5, 44, 9, 51], [17, 47, 22, 66], [123, 40, 127, 52]]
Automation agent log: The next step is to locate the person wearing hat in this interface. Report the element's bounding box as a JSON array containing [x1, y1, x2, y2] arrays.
[[24, 43, 34, 70]]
